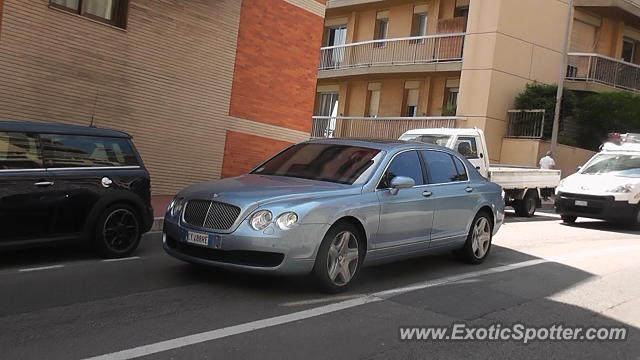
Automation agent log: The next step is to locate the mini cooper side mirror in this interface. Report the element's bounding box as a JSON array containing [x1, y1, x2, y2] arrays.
[[390, 176, 416, 195]]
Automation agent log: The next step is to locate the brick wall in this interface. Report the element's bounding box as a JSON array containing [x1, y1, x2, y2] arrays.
[[221, 131, 294, 178], [229, 0, 324, 133]]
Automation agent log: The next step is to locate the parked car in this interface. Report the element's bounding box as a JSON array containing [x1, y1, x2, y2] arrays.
[[399, 128, 562, 217], [556, 134, 640, 228], [163, 139, 505, 292], [0, 121, 153, 257]]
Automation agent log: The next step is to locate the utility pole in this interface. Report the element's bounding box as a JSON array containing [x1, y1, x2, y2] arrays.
[[550, 0, 575, 155]]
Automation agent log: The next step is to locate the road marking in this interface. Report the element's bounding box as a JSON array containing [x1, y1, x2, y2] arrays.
[[82, 243, 640, 360], [280, 294, 363, 307], [18, 265, 65, 272], [102, 256, 141, 263]]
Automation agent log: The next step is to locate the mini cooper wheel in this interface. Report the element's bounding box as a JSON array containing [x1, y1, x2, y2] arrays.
[[458, 212, 493, 264], [94, 204, 142, 258], [313, 223, 362, 293]]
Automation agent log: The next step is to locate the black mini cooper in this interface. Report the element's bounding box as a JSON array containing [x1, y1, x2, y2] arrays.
[[0, 121, 153, 257]]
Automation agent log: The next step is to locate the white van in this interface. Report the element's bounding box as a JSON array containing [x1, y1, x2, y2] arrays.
[[555, 134, 640, 227]]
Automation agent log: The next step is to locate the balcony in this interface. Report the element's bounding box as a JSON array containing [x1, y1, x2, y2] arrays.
[[318, 33, 466, 79], [326, 0, 384, 9], [566, 53, 640, 93], [311, 116, 458, 140]]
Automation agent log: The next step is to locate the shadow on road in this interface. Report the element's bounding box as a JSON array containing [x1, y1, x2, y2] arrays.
[[561, 220, 640, 236]]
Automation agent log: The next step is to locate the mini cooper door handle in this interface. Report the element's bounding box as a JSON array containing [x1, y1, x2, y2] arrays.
[[465, 187, 474, 193], [422, 191, 433, 197], [34, 181, 54, 187]]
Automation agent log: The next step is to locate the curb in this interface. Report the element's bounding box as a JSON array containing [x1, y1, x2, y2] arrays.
[[151, 217, 164, 232]]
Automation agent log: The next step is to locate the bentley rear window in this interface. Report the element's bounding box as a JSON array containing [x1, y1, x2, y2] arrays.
[[252, 144, 381, 184]]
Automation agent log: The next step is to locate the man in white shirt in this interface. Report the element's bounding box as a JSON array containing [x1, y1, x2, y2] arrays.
[[539, 151, 556, 201], [539, 151, 556, 169]]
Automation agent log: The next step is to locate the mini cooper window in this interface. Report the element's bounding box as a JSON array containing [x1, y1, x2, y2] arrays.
[[379, 150, 424, 188], [0, 132, 42, 169], [253, 143, 380, 185], [41, 134, 139, 168], [421, 151, 461, 184]]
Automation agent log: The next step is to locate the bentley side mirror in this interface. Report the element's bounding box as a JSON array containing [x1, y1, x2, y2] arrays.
[[389, 176, 416, 195], [576, 166, 582, 172]]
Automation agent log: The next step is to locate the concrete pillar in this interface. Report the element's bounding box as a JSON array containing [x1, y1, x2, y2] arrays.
[[457, 0, 570, 162]]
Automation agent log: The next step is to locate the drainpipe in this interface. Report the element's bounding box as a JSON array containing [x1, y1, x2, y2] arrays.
[[550, 0, 575, 155]]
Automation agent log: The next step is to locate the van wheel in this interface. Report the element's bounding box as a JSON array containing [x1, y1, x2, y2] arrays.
[[94, 204, 142, 258], [312, 222, 363, 293], [457, 211, 493, 264], [514, 190, 538, 217]]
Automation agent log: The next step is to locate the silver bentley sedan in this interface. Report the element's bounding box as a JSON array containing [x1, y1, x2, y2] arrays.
[[163, 139, 505, 292]]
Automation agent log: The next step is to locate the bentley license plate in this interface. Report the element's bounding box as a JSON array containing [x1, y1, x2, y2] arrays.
[[187, 232, 209, 246]]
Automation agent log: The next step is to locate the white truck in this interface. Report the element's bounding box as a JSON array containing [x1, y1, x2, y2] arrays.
[[400, 128, 562, 217]]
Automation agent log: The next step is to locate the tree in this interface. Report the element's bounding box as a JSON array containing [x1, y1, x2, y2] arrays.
[[575, 91, 640, 150], [513, 83, 577, 139]]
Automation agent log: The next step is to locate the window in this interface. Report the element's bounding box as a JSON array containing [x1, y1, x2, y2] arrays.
[[252, 144, 381, 185], [374, 17, 389, 47], [0, 132, 42, 170], [454, 6, 469, 18], [452, 156, 469, 181], [421, 151, 459, 184], [622, 37, 636, 63], [443, 87, 458, 116], [50, 0, 129, 28], [379, 151, 424, 188], [454, 137, 479, 159], [41, 134, 138, 168], [411, 13, 428, 41], [404, 88, 419, 117], [367, 89, 380, 117]]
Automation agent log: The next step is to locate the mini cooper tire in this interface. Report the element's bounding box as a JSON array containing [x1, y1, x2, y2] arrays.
[[94, 204, 142, 258], [312, 222, 363, 293], [458, 211, 493, 264]]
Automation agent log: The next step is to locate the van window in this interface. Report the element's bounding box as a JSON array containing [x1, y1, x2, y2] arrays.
[[0, 132, 42, 169], [41, 134, 138, 168]]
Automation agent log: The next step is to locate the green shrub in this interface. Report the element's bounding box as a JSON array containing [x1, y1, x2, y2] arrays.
[[575, 91, 640, 149], [514, 83, 577, 139]]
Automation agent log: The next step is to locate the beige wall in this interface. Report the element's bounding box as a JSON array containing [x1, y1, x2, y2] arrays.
[[458, 0, 569, 163], [500, 138, 595, 179], [0, 0, 318, 195], [325, 0, 460, 42], [317, 73, 458, 117]]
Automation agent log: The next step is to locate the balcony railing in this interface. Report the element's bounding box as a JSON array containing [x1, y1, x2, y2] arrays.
[[319, 33, 466, 71], [566, 53, 640, 92], [506, 110, 547, 139], [311, 116, 458, 140]]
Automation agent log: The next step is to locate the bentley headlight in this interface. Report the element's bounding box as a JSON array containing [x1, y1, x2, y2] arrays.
[[250, 210, 273, 231], [168, 197, 185, 217], [276, 212, 298, 230], [606, 184, 635, 193]]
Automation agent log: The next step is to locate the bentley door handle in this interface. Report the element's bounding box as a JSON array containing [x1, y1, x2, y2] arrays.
[[34, 181, 54, 187], [465, 187, 474, 193], [422, 191, 433, 197]]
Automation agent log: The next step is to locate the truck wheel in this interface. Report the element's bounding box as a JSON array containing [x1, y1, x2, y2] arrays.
[[514, 190, 538, 217], [561, 215, 577, 224]]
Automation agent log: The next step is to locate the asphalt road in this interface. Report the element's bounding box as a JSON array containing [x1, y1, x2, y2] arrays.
[[1, 210, 639, 360]]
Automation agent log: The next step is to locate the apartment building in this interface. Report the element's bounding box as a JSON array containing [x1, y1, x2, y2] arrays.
[[0, 0, 325, 196], [314, 0, 640, 174]]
